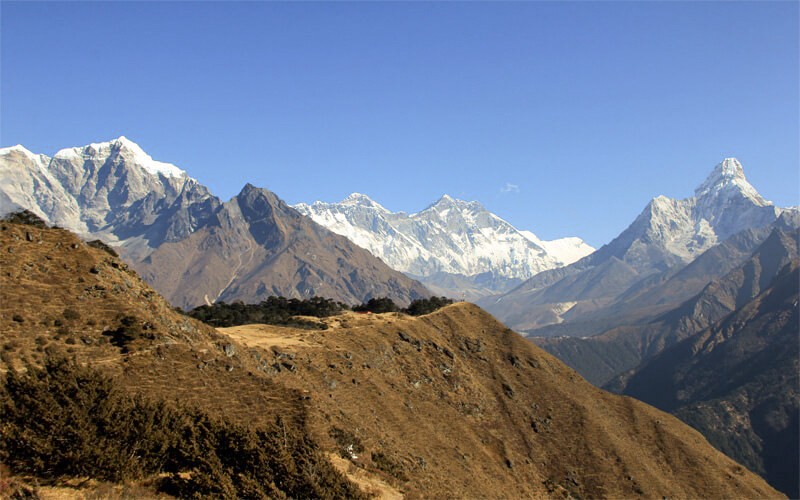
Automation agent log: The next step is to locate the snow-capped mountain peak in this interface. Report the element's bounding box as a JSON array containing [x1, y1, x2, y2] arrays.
[[694, 157, 766, 206], [1, 137, 207, 250], [419, 194, 484, 216], [294, 192, 595, 296], [599, 157, 781, 269], [0, 144, 40, 159], [340, 192, 389, 211], [54, 136, 186, 179]]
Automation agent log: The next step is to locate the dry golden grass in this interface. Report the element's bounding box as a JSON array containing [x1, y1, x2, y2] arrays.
[[221, 305, 782, 498], [0, 221, 784, 499]]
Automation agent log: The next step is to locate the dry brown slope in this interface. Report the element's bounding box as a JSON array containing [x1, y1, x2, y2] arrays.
[[0, 220, 781, 498], [0, 220, 308, 430], [220, 305, 781, 499]]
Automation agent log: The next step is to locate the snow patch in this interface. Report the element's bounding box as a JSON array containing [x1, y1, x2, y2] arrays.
[[55, 136, 186, 179]]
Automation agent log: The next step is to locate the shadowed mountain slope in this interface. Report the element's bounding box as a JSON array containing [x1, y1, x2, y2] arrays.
[[135, 184, 429, 310], [536, 227, 799, 386], [480, 158, 786, 332], [614, 261, 800, 498]]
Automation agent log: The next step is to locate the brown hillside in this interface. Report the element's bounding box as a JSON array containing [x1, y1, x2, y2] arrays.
[[0, 221, 782, 498], [0, 221, 311, 430], [218, 307, 782, 499], [132, 185, 430, 310]]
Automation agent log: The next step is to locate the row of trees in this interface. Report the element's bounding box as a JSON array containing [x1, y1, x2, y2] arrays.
[[188, 296, 349, 328], [353, 296, 454, 315], [187, 295, 455, 328]]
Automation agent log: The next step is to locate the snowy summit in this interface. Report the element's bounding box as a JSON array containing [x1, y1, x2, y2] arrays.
[[54, 136, 186, 179]]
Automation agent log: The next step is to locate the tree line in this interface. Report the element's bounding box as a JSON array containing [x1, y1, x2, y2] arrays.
[[187, 295, 454, 328]]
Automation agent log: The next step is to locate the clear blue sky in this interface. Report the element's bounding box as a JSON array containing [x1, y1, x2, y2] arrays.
[[2, 2, 797, 247]]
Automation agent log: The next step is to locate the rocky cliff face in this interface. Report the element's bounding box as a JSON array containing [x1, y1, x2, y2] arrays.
[[136, 184, 430, 310], [0, 138, 429, 308], [616, 261, 800, 498]]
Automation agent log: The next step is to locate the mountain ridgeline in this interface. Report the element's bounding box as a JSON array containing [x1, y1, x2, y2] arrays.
[[613, 259, 800, 498], [1, 138, 797, 496], [479, 158, 789, 333], [295, 193, 593, 299], [0, 138, 429, 309]]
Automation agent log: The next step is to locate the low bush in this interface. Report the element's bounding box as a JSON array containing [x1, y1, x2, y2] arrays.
[[404, 296, 454, 316], [353, 297, 399, 314], [0, 358, 365, 499]]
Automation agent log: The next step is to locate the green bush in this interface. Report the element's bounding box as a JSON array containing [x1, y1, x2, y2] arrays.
[[353, 297, 399, 314], [403, 296, 453, 316]]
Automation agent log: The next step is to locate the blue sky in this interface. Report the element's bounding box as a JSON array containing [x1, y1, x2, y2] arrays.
[[2, 2, 797, 247]]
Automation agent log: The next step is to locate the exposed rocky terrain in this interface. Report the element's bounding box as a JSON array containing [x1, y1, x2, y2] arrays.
[[0, 139, 429, 308], [134, 184, 429, 310]]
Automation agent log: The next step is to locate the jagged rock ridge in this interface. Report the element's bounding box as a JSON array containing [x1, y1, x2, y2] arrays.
[[0, 138, 429, 308]]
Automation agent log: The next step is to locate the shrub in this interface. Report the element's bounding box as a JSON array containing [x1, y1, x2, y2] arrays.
[[188, 296, 348, 328], [62, 308, 80, 321], [86, 240, 119, 258], [1, 210, 47, 228], [0, 358, 365, 499], [353, 297, 399, 314], [403, 296, 453, 316]]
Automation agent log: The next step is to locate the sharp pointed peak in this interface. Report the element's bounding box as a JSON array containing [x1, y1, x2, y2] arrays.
[[343, 192, 374, 202], [694, 157, 765, 204], [339, 192, 389, 212], [428, 194, 483, 210], [239, 182, 266, 195], [108, 135, 141, 149]]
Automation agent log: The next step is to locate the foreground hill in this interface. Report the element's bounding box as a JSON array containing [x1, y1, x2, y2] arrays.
[[0, 138, 429, 309], [0, 219, 781, 498]]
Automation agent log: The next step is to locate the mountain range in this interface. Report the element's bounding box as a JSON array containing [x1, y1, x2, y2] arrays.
[[478, 158, 792, 332], [295, 194, 593, 299], [0, 137, 429, 309], [1, 136, 797, 496]]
